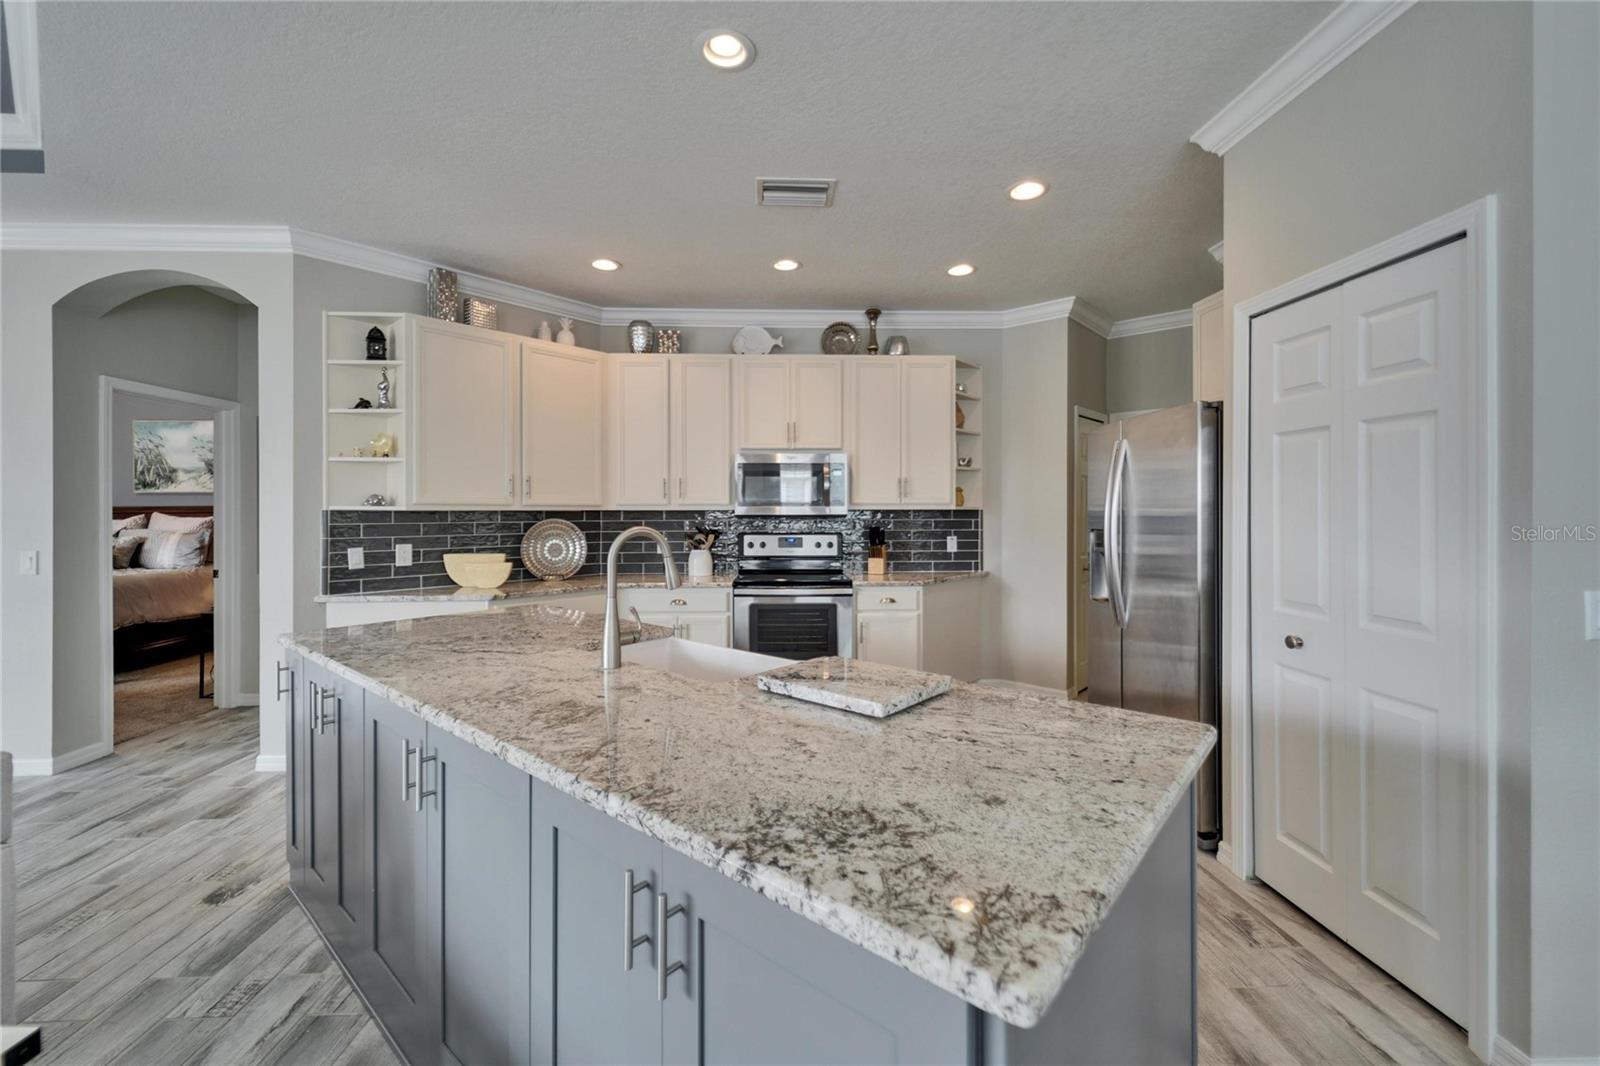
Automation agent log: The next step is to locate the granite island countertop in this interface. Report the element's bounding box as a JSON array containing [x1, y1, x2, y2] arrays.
[[281, 603, 1211, 1028], [316, 569, 984, 604]]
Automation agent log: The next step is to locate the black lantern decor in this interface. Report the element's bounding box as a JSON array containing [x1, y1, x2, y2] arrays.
[[365, 326, 388, 361]]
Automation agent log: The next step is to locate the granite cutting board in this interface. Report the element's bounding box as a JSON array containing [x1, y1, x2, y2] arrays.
[[756, 657, 952, 718]]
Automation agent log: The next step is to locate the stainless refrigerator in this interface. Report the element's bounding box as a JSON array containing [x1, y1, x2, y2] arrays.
[[1085, 401, 1222, 848]]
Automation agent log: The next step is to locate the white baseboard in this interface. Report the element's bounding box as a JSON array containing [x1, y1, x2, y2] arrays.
[[1495, 1036, 1534, 1066], [254, 754, 285, 773], [12, 741, 113, 776], [1215, 839, 1235, 872]]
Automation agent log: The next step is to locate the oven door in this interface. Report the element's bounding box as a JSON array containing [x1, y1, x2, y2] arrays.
[[733, 590, 855, 660], [733, 452, 849, 515]]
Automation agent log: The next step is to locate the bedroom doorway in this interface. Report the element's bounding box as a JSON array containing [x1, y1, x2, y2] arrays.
[[100, 376, 243, 747]]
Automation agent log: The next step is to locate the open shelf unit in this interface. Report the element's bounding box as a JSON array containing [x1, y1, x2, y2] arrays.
[[954, 361, 983, 509], [325, 312, 409, 509]]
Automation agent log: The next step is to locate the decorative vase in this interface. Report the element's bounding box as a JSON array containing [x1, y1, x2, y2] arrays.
[[365, 326, 388, 360], [463, 297, 498, 330], [556, 317, 577, 346], [687, 549, 713, 579], [655, 328, 681, 354], [955, 403, 967, 429], [426, 268, 460, 321], [865, 307, 882, 354], [376, 368, 393, 409], [628, 320, 656, 353], [537, 320, 553, 341], [955, 485, 966, 508]]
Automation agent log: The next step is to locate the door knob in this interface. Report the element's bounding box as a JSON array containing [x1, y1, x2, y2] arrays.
[[1284, 635, 1304, 650]]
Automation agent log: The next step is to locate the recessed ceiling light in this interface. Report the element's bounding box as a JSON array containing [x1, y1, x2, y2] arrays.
[[773, 258, 801, 272], [946, 263, 976, 277], [700, 30, 755, 71], [1008, 179, 1048, 202], [591, 258, 621, 271]]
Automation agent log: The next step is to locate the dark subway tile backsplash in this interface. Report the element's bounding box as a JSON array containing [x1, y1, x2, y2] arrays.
[[322, 509, 983, 594]]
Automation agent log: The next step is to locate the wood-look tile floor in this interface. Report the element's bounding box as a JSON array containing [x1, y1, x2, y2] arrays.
[[11, 708, 1474, 1065]]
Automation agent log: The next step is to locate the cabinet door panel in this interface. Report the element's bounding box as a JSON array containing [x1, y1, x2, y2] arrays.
[[531, 780, 662, 1065], [849, 359, 903, 506], [613, 358, 671, 506], [673, 357, 732, 507], [659, 847, 967, 1065], [522, 344, 603, 507], [428, 727, 532, 1066], [284, 657, 304, 888], [677, 612, 731, 647], [856, 611, 921, 670], [413, 319, 518, 505], [900, 358, 955, 506], [357, 695, 436, 1065], [791, 359, 844, 448], [736, 359, 791, 448]]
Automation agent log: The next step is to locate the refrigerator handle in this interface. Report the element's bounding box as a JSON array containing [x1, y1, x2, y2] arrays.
[[1105, 437, 1130, 628]]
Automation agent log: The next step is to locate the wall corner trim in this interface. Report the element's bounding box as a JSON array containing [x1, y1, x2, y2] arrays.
[[1208, 240, 1225, 265], [1107, 308, 1192, 340], [1190, 0, 1415, 155], [254, 754, 287, 773]]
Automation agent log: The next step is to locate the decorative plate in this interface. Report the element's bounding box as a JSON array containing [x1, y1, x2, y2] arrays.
[[820, 321, 859, 355], [732, 325, 785, 355], [521, 519, 587, 580]]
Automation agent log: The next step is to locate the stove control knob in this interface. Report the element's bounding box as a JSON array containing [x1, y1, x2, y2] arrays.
[[759, 541, 767, 549]]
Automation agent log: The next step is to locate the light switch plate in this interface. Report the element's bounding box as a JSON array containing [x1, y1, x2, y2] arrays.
[[395, 543, 413, 567], [946, 535, 959, 553], [347, 547, 365, 570], [1586, 590, 1600, 641]]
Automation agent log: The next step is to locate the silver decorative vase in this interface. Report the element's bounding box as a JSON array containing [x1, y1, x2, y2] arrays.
[[628, 319, 656, 353], [427, 268, 460, 321]]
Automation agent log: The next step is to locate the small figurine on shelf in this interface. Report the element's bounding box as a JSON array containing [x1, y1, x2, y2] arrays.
[[369, 433, 396, 458], [363, 493, 390, 507], [955, 403, 967, 429], [537, 320, 554, 341], [556, 317, 577, 346], [351, 397, 373, 409], [376, 368, 392, 409], [366, 326, 388, 361]]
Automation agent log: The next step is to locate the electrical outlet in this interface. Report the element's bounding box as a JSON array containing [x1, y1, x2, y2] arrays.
[[395, 543, 414, 567], [1586, 590, 1600, 641], [347, 547, 365, 570], [946, 535, 959, 553], [18, 550, 38, 575]]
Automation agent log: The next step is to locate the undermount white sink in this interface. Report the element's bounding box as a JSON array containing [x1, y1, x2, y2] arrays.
[[621, 638, 790, 683]]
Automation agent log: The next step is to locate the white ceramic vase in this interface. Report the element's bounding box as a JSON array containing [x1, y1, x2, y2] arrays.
[[687, 549, 713, 579], [556, 316, 577, 346]]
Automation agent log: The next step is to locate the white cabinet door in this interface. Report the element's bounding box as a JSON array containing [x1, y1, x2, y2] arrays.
[[412, 318, 517, 506], [899, 358, 955, 506], [611, 358, 670, 507], [521, 342, 602, 507], [790, 359, 844, 448], [1192, 291, 1226, 404], [677, 613, 731, 648], [848, 359, 904, 506], [736, 359, 792, 448], [856, 611, 920, 670], [672, 357, 732, 507]]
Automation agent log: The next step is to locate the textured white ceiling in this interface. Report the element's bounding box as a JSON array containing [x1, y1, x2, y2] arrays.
[[6, 2, 1330, 318]]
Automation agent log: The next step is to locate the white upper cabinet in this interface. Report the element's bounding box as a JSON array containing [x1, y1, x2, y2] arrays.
[[672, 357, 732, 507], [521, 341, 603, 508], [412, 317, 518, 506], [900, 358, 955, 505], [610, 357, 672, 507], [847, 356, 954, 508], [735, 358, 843, 450]]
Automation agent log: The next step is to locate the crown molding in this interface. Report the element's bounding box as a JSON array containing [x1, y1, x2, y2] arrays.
[[1208, 240, 1225, 265], [1191, 1, 1414, 155], [997, 296, 1114, 336], [0, 222, 293, 253], [596, 306, 1009, 331], [1107, 308, 1192, 339]]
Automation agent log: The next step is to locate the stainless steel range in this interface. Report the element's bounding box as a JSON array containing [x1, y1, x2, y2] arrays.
[[731, 533, 854, 660]]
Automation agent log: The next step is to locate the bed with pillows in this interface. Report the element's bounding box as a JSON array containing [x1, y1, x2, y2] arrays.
[[111, 508, 214, 669]]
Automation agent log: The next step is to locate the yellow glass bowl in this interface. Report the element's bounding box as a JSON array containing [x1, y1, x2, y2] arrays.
[[442, 553, 512, 588]]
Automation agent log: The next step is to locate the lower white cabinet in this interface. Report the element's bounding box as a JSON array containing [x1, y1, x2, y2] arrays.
[[853, 580, 985, 680], [854, 588, 923, 670], [618, 587, 732, 646]]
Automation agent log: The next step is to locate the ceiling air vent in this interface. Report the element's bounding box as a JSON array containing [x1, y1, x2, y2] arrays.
[[756, 178, 836, 208]]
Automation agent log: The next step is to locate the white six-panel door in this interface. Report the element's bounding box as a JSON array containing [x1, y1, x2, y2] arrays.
[[1251, 240, 1469, 1024]]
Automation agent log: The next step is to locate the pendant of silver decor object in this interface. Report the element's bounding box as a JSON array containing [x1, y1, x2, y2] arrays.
[[865, 307, 881, 354]]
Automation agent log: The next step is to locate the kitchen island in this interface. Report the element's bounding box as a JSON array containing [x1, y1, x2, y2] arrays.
[[279, 602, 1213, 1065]]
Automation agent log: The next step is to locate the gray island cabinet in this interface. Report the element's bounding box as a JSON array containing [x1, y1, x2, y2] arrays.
[[280, 605, 1213, 1065]]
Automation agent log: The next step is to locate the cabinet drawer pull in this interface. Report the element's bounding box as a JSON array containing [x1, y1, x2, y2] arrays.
[[623, 868, 653, 972], [507, 476, 514, 497], [678, 476, 685, 499], [402, 740, 417, 802], [416, 751, 438, 812], [316, 687, 338, 734], [670, 598, 688, 607], [525, 475, 532, 497], [656, 892, 687, 1001], [275, 662, 292, 701], [879, 596, 897, 604], [662, 476, 669, 500]]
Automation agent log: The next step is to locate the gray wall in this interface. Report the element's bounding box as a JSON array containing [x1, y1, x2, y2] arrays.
[[52, 285, 257, 754], [1106, 327, 1190, 414], [111, 392, 217, 507], [1222, 2, 1535, 1049]]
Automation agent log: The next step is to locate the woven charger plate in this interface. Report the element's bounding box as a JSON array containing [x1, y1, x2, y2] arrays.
[[521, 519, 587, 579]]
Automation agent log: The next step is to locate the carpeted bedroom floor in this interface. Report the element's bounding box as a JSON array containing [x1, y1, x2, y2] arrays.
[[114, 654, 213, 743]]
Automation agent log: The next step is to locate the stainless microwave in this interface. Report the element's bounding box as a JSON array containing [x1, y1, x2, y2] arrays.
[[732, 451, 849, 515]]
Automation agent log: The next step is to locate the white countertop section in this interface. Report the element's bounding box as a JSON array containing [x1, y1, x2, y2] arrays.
[[317, 569, 986, 604], [282, 605, 1212, 1027]]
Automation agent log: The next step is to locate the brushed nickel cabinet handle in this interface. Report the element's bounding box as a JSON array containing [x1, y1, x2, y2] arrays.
[[623, 869, 653, 971], [1285, 635, 1305, 650], [656, 892, 686, 1001], [670, 598, 688, 607], [879, 596, 897, 604], [401, 740, 417, 802], [275, 662, 292, 701], [416, 751, 438, 812], [525, 475, 532, 497], [662, 477, 668, 500], [316, 687, 337, 734], [678, 476, 685, 499]]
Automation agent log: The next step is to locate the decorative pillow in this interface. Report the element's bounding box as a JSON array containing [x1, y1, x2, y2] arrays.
[[111, 513, 148, 536], [149, 511, 213, 533], [140, 528, 210, 570], [112, 529, 148, 569]]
